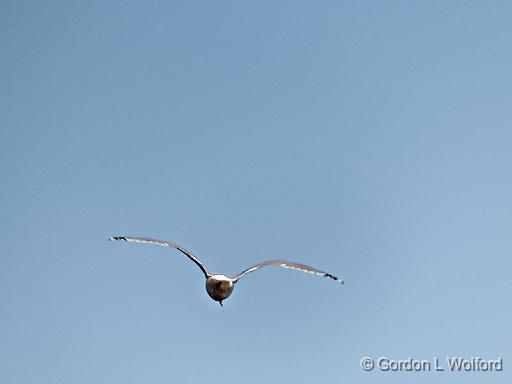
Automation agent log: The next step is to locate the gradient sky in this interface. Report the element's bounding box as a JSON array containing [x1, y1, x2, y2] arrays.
[[1, 1, 511, 383]]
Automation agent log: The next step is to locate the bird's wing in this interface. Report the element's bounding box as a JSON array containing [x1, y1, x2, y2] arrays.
[[109, 236, 210, 278], [232, 259, 343, 284]]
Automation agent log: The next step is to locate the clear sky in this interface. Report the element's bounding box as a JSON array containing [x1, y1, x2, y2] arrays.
[[1, 1, 511, 383]]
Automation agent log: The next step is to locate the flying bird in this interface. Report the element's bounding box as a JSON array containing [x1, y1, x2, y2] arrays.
[[109, 236, 343, 306]]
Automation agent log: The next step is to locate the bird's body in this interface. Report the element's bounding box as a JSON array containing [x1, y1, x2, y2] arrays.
[[109, 236, 343, 306], [205, 275, 234, 305]]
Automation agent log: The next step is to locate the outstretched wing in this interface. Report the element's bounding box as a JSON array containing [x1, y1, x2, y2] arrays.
[[232, 259, 343, 284], [109, 236, 210, 278]]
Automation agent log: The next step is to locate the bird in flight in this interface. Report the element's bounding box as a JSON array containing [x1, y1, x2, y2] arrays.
[[109, 236, 343, 306]]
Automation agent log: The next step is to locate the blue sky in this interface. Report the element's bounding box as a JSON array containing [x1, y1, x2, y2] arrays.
[[1, 1, 511, 383]]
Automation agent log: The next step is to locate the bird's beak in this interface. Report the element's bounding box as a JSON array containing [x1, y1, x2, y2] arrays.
[[219, 301, 223, 307]]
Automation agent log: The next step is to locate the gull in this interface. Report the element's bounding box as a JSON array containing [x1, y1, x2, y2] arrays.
[[109, 236, 343, 306]]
